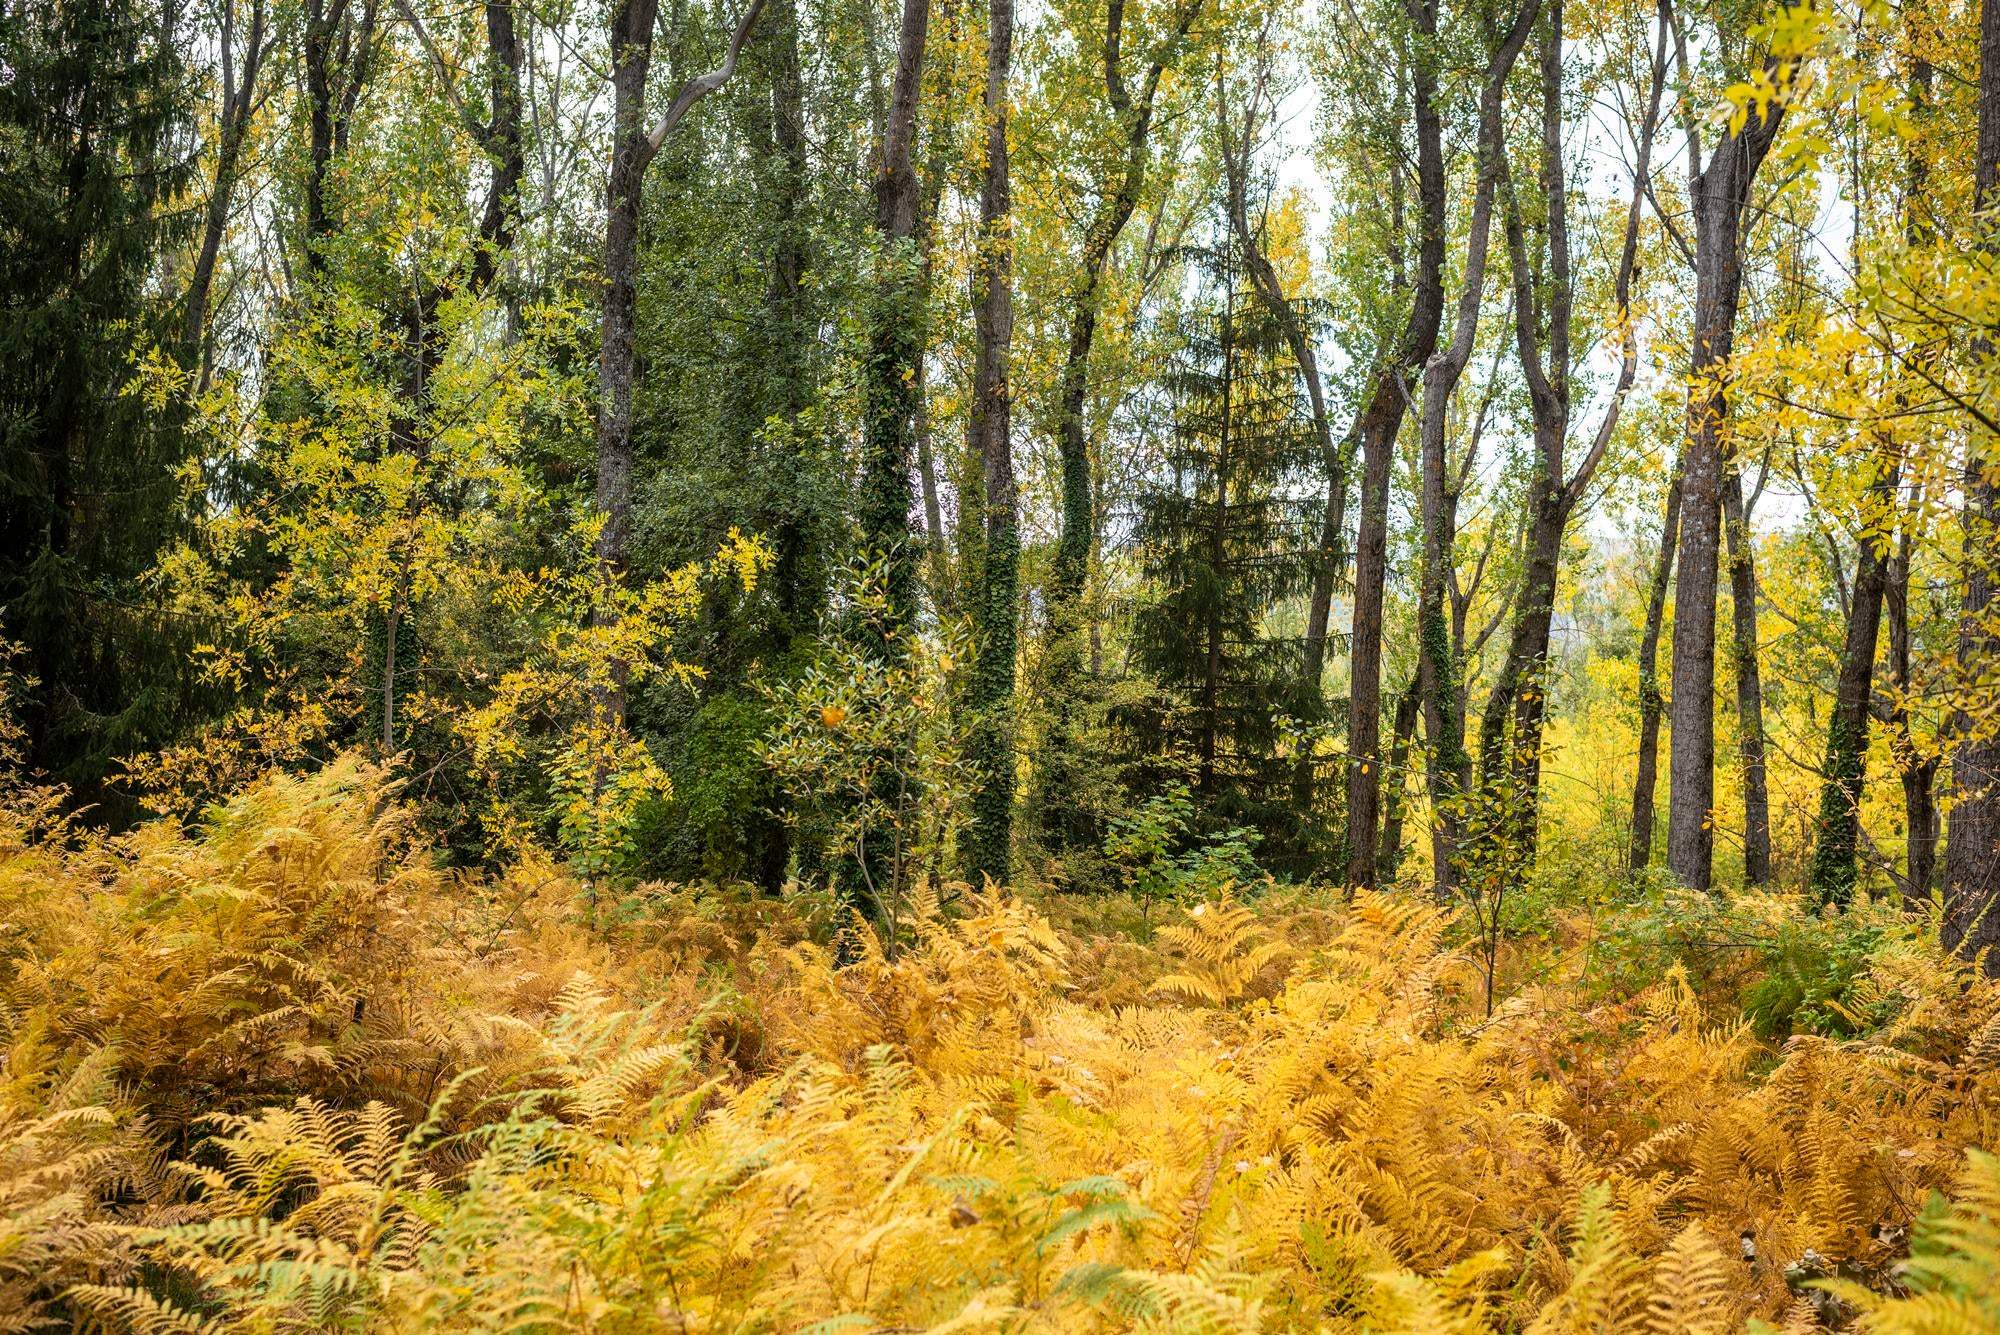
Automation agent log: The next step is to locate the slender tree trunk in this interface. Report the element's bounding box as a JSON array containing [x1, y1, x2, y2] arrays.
[[1378, 677, 1421, 883], [1665, 55, 1787, 891], [1346, 13, 1445, 890], [591, 0, 660, 734], [1808, 448, 1900, 904], [1886, 523, 1938, 900], [1631, 472, 1681, 869], [857, 0, 931, 630], [1480, 0, 1662, 872], [968, 0, 1017, 885], [1720, 466, 1771, 884], [1413, 0, 1537, 894], [184, 0, 264, 371], [1946, 0, 2000, 968]]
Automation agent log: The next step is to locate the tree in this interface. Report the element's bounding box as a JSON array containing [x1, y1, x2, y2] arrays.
[[594, 0, 767, 731], [968, 0, 1019, 883], [1479, 0, 1665, 869], [1664, 0, 1799, 892], [1946, 0, 2000, 966], [0, 0, 200, 814], [1127, 245, 1317, 854]]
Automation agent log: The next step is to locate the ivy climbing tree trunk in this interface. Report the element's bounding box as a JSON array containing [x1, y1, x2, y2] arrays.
[[1412, 0, 1537, 895], [968, 0, 1017, 885], [1808, 444, 1900, 904], [856, 0, 930, 633]]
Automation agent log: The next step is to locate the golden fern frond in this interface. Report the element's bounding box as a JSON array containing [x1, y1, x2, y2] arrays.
[[1645, 1225, 1737, 1335], [1523, 1185, 1649, 1335]]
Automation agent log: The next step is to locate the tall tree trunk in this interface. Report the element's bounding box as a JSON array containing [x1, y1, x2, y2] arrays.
[[857, 0, 930, 631], [1665, 22, 1789, 891], [184, 0, 265, 375], [1886, 526, 1939, 900], [1377, 677, 1421, 883], [1412, 0, 1538, 894], [592, 0, 766, 730], [1345, 8, 1445, 890], [1946, 0, 2000, 967], [1630, 471, 1681, 870], [1478, 0, 1662, 872], [592, 0, 661, 735], [968, 0, 1016, 885], [1720, 466, 1771, 884], [1808, 446, 1900, 903]]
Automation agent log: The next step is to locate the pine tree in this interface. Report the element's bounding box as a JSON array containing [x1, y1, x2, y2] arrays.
[[0, 0, 201, 814], [1126, 244, 1319, 866]]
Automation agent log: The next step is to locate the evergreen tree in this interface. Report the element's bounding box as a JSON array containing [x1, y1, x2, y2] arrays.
[[1126, 244, 1320, 869], [0, 0, 201, 814]]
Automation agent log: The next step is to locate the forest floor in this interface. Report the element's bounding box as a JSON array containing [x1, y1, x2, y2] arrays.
[[4, 758, 1998, 1332]]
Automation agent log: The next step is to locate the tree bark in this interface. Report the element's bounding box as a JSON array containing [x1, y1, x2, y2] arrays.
[[1345, 1, 1446, 890], [1630, 470, 1681, 870], [1808, 446, 1899, 904], [968, 0, 1017, 885], [1412, 0, 1538, 894], [1720, 465, 1771, 884], [1946, 0, 2000, 968], [1664, 11, 1789, 891], [1478, 0, 1662, 869], [1378, 677, 1421, 883], [856, 0, 931, 630], [1886, 526, 1939, 900]]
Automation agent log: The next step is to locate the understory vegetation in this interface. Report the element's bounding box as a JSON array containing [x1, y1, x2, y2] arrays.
[[2, 758, 1996, 1332]]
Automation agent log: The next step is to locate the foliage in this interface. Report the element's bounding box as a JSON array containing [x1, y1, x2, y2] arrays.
[[2, 759, 1997, 1330], [763, 556, 977, 931], [1103, 782, 1266, 920]]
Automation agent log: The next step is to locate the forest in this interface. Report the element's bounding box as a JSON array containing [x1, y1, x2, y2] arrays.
[[4, 0, 2000, 1323]]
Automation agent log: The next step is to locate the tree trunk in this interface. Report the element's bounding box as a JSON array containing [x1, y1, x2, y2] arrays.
[[1479, 0, 1662, 871], [1665, 57, 1787, 891], [1412, 0, 1537, 894], [1946, 0, 2000, 969], [591, 0, 660, 732], [968, 0, 1016, 885], [1631, 472, 1681, 870], [857, 0, 931, 630], [1345, 10, 1445, 890], [184, 0, 265, 374], [1377, 677, 1422, 884], [1720, 466, 1771, 884], [1808, 449, 1899, 904]]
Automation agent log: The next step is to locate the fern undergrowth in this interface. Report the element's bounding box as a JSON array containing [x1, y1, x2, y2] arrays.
[[1, 759, 1995, 1332]]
